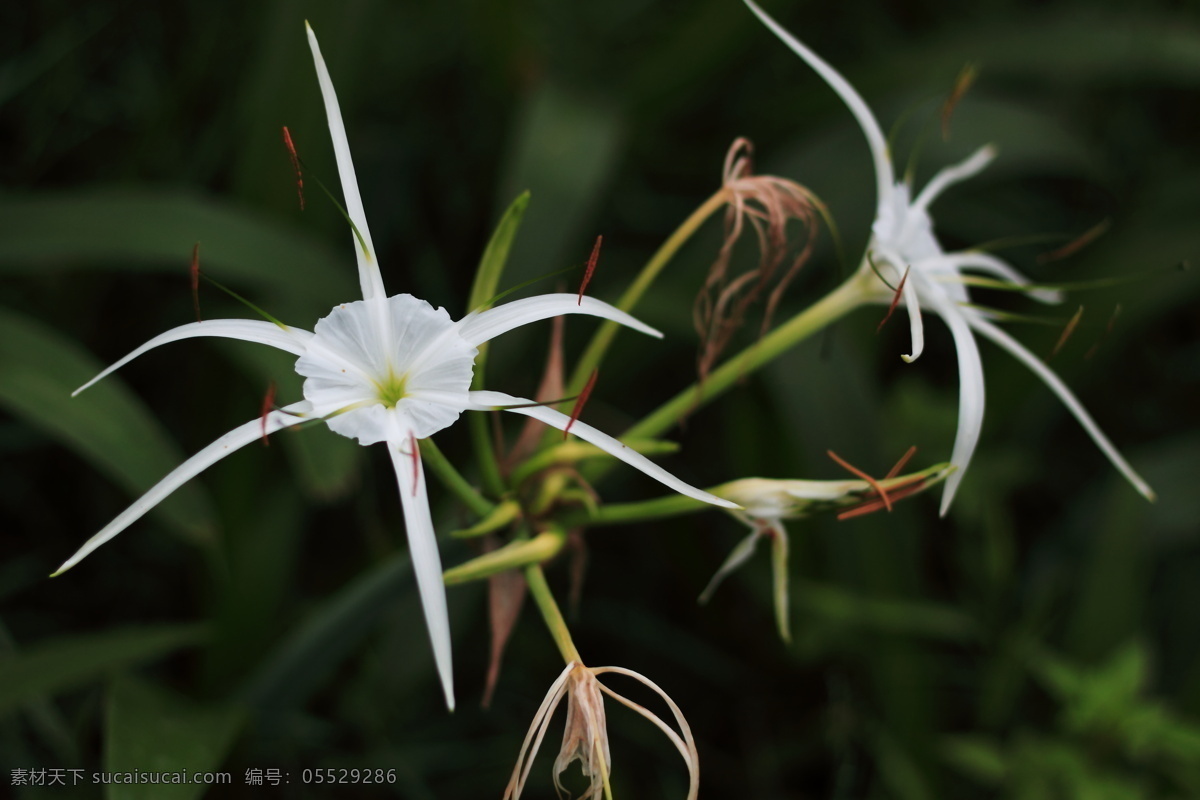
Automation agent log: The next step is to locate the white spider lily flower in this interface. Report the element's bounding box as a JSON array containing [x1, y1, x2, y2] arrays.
[[744, 0, 1154, 513], [703, 461, 952, 641], [505, 661, 700, 800], [54, 22, 736, 712]]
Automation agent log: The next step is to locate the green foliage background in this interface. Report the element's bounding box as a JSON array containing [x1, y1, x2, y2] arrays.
[[2, 0, 1198, 797]]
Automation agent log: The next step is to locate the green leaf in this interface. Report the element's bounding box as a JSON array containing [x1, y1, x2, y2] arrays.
[[467, 191, 531, 313], [0, 308, 215, 543], [0, 189, 353, 310], [105, 675, 243, 800], [239, 552, 411, 712], [0, 625, 207, 716]]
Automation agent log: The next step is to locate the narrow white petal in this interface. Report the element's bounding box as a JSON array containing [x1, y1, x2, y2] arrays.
[[467, 390, 739, 509], [455, 294, 662, 348], [911, 145, 996, 215], [924, 296, 987, 515], [698, 531, 760, 604], [387, 428, 456, 711], [73, 320, 312, 397], [900, 272, 926, 363], [742, 0, 894, 205], [305, 22, 386, 302], [52, 401, 313, 575], [969, 315, 1155, 502], [927, 251, 1063, 304]]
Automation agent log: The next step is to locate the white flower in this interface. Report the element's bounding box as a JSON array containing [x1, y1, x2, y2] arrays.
[[54, 22, 736, 712], [702, 458, 952, 640], [505, 661, 699, 800], [744, 0, 1154, 513]]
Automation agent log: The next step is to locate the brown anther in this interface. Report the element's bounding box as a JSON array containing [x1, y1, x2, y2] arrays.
[[281, 126, 305, 211], [1037, 218, 1110, 264], [408, 433, 420, 497], [1051, 305, 1085, 359], [884, 445, 918, 480], [827, 449, 894, 512], [838, 477, 927, 520], [877, 266, 911, 334], [578, 235, 602, 306], [941, 62, 979, 141], [190, 242, 203, 322], [259, 380, 277, 446], [1084, 303, 1121, 361], [565, 369, 599, 439]]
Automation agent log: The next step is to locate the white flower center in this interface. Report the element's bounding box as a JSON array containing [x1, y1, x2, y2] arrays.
[[295, 294, 478, 445]]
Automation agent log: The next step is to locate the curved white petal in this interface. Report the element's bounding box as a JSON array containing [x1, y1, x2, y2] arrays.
[[927, 251, 1063, 304], [74, 320, 313, 396], [742, 0, 894, 205], [455, 294, 662, 348], [924, 295, 987, 516], [900, 271, 926, 363], [468, 390, 739, 509], [968, 315, 1155, 502], [52, 401, 313, 575], [386, 425, 455, 711], [305, 22, 386, 303], [698, 530, 760, 604], [911, 145, 996, 215]]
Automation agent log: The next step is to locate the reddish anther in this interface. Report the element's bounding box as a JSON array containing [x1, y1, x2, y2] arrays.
[[282, 126, 305, 211], [838, 478, 926, 520], [259, 380, 277, 446], [577, 235, 602, 305], [190, 242, 202, 322], [877, 266, 910, 334], [564, 369, 599, 439], [827, 449, 893, 512], [408, 434, 420, 497], [1038, 218, 1110, 264], [1051, 305, 1084, 359], [884, 445, 918, 480]]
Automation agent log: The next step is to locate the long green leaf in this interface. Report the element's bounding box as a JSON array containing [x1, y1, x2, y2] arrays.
[[238, 552, 411, 711], [0, 308, 215, 543], [0, 189, 353, 309], [105, 675, 243, 800], [0, 625, 207, 716]]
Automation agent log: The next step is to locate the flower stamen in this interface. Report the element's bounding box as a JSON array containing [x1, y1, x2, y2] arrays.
[[281, 125, 305, 211], [190, 242, 202, 322], [578, 235, 602, 306], [877, 265, 911, 333], [826, 449, 893, 512], [259, 380, 277, 446], [1051, 305, 1084, 359], [565, 369, 598, 440]]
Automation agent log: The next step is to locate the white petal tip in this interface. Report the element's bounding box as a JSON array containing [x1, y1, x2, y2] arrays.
[[1138, 484, 1157, 503], [901, 353, 917, 364]]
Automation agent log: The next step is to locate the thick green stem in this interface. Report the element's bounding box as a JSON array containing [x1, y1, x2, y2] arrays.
[[525, 564, 581, 664], [624, 269, 870, 442], [467, 411, 506, 497], [566, 189, 730, 396], [419, 438, 495, 518], [559, 494, 711, 529]]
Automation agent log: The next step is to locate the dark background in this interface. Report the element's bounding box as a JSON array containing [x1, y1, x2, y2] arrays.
[[2, 0, 1199, 797]]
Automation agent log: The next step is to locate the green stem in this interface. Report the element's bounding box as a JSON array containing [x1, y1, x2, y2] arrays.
[[566, 189, 730, 396], [525, 564, 581, 664], [624, 269, 870, 442], [559, 494, 711, 529], [419, 439, 495, 518], [468, 410, 506, 498]]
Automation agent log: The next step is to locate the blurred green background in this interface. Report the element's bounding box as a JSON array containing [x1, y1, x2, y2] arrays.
[[2, 0, 1199, 797]]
